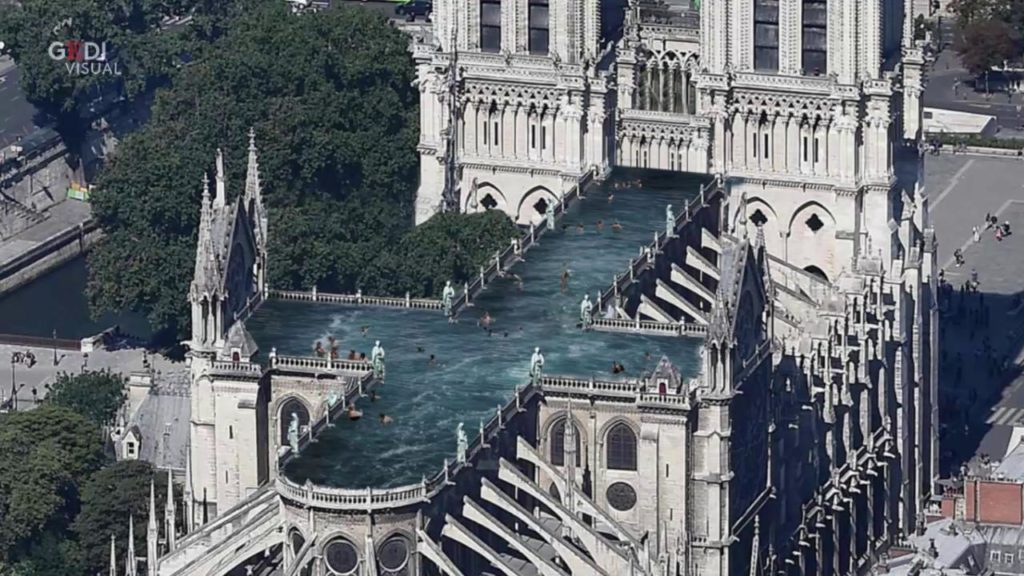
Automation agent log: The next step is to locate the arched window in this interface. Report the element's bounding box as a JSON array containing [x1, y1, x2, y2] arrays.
[[550, 418, 581, 467], [606, 423, 637, 470]]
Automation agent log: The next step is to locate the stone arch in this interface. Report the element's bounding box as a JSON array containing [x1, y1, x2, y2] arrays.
[[288, 527, 306, 556], [787, 201, 837, 280], [516, 186, 558, 225], [465, 181, 509, 214], [738, 196, 781, 254], [277, 396, 311, 447]]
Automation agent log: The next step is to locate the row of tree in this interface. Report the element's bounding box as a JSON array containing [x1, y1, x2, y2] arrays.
[[0, 370, 171, 576]]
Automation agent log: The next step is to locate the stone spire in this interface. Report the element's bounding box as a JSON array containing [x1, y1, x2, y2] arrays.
[[165, 468, 176, 552], [244, 128, 262, 210], [183, 447, 193, 534], [109, 534, 116, 576], [214, 149, 226, 208], [147, 480, 158, 576], [127, 516, 137, 576]]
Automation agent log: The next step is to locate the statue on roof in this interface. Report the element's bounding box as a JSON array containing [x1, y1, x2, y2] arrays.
[[287, 412, 300, 454], [529, 347, 545, 385], [666, 204, 675, 237], [580, 294, 593, 327], [456, 422, 468, 464], [545, 202, 555, 231], [442, 280, 456, 317], [371, 340, 386, 379]]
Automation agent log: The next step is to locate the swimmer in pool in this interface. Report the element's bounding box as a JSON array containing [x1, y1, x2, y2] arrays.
[[379, 413, 394, 425], [347, 404, 363, 420], [611, 220, 623, 232], [596, 219, 604, 231]]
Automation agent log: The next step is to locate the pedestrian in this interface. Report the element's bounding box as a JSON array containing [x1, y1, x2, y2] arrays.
[[985, 213, 992, 229], [972, 226, 980, 243]]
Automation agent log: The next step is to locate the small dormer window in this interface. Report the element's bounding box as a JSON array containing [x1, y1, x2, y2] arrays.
[[126, 440, 137, 458], [231, 349, 241, 362]]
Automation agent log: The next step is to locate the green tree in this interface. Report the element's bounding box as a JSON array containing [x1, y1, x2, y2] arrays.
[[954, 17, 1020, 78], [70, 461, 169, 576], [0, 406, 104, 565], [46, 369, 127, 428], [88, 0, 418, 342]]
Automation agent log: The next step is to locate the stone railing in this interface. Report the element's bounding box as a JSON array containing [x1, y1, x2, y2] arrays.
[[451, 174, 593, 316], [276, 475, 430, 511], [540, 374, 692, 410], [269, 353, 373, 374], [589, 317, 708, 338], [210, 360, 263, 375], [278, 382, 541, 512], [269, 288, 443, 311], [592, 176, 722, 322]]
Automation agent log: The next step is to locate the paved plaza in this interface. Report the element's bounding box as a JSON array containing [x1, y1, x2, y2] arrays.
[[0, 343, 184, 411], [922, 153, 1024, 470]]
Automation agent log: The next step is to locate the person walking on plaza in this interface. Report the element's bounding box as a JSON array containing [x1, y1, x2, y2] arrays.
[[972, 226, 980, 243]]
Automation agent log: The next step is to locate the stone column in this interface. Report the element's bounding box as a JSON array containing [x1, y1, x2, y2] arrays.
[[731, 112, 745, 171], [681, 71, 689, 114], [668, 66, 677, 113], [465, 101, 479, 156], [515, 105, 527, 159], [772, 112, 786, 172]]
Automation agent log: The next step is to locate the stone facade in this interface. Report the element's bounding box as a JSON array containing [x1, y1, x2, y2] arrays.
[[162, 1, 941, 574]]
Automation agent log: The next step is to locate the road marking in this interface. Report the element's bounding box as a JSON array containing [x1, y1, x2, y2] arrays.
[[941, 199, 1024, 270], [931, 158, 974, 210]]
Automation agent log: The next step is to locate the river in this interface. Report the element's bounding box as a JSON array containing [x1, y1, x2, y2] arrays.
[[0, 256, 152, 340]]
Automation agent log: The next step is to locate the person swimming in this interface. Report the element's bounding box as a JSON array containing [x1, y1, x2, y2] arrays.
[[428, 354, 437, 367], [577, 222, 585, 233], [611, 220, 623, 232], [612, 361, 625, 374], [379, 413, 394, 425], [348, 349, 357, 360], [596, 219, 604, 231], [360, 325, 369, 337], [560, 267, 570, 293], [480, 311, 493, 328], [347, 404, 363, 420]]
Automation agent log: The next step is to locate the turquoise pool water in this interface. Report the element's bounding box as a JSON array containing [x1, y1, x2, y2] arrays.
[[246, 172, 707, 488]]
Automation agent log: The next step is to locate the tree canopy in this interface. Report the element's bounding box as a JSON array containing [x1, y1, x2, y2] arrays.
[[949, 0, 1024, 77], [46, 369, 127, 428], [88, 0, 517, 344], [0, 406, 104, 567], [71, 460, 170, 576], [0, 0, 242, 127]]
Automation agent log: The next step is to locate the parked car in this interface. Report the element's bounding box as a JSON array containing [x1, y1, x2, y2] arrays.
[[395, 0, 431, 21]]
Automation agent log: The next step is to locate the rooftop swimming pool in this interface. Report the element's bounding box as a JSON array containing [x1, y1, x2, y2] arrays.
[[246, 172, 707, 488]]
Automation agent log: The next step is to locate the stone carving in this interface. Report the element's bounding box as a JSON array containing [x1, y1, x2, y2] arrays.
[[580, 294, 593, 327], [545, 202, 555, 231], [529, 347, 545, 384], [371, 341, 386, 379], [456, 422, 468, 464], [287, 412, 300, 454], [666, 204, 675, 237], [442, 280, 456, 317]]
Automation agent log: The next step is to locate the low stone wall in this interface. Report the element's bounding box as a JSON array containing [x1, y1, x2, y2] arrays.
[[0, 220, 102, 296]]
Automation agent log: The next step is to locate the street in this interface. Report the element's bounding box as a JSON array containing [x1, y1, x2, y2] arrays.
[[0, 64, 43, 150]]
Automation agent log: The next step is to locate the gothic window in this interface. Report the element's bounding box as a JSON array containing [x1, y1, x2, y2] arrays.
[[378, 537, 410, 574], [550, 418, 581, 467], [528, 0, 550, 55], [802, 0, 828, 75], [606, 482, 637, 511], [606, 423, 637, 470], [754, 0, 779, 72], [750, 209, 768, 226], [763, 132, 770, 159], [290, 529, 305, 555], [324, 539, 359, 575], [480, 0, 502, 53]]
